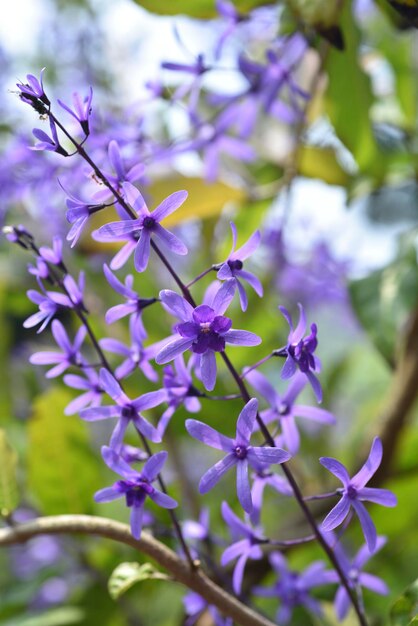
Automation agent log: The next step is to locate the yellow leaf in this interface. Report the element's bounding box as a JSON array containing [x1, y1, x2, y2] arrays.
[[298, 146, 349, 186]]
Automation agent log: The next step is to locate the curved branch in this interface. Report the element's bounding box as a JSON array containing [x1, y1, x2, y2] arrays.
[[0, 515, 277, 626]]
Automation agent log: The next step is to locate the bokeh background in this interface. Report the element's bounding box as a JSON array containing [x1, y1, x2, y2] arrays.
[[1, 1, 418, 624]]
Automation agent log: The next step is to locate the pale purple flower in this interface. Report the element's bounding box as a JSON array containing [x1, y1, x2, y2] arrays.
[[157, 355, 201, 437], [47, 272, 86, 311], [102, 264, 157, 337], [64, 188, 104, 248], [29, 320, 87, 378], [186, 398, 291, 513], [92, 182, 188, 272], [216, 222, 263, 311], [80, 368, 165, 448], [17, 68, 50, 108], [278, 303, 322, 402], [28, 257, 49, 281], [63, 369, 102, 415], [255, 552, 335, 624], [214, 0, 247, 59], [246, 369, 335, 454], [183, 509, 210, 543], [329, 536, 389, 621], [320, 437, 397, 552], [39, 236, 63, 266], [220, 501, 264, 594], [94, 446, 177, 539], [58, 87, 93, 135], [32, 118, 68, 157], [250, 467, 292, 525], [24, 289, 59, 333], [93, 140, 146, 207], [155, 280, 261, 391], [99, 317, 159, 381], [183, 591, 232, 626]]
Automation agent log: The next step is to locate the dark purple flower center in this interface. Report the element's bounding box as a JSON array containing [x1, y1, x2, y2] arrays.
[[177, 305, 232, 354], [142, 216, 156, 230], [346, 485, 357, 500], [121, 405, 137, 420], [234, 445, 248, 460], [288, 323, 318, 373], [117, 478, 154, 507], [278, 402, 290, 416], [228, 259, 243, 272]]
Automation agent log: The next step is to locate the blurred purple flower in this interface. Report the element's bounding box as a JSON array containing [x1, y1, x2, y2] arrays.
[[320, 437, 397, 552], [183, 591, 233, 626], [220, 501, 264, 593], [186, 398, 291, 513], [93, 140, 146, 208], [29, 320, 86, 378], [17, 68, 50, 108], [80, 368, 165, 448], [246, 369, 335, 453], [256, 552, 335, 624], [32, 118, 68, 157], [157, 355, 201, 437], [250, 467, 292, 525], [156, 280, 261, 391], [214, 0, 247, 59], [95, 446, 177, 539], [63, 368, 102, 415], [92, 182, 188, 272], [24, 289, 60, 333], [46, 272, 86, 311], [278, 303, 321, 402], [58, 87, 93, 136], [216, 222, 263, 311]]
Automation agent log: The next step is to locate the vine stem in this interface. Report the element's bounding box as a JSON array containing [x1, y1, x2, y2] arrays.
[[47, 108, 367, 625], [0, 515, 277, 626]]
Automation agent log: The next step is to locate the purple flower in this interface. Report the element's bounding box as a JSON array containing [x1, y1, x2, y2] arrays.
[[93, 141, 146, 208], [99, 317, 159, 381], [32, 118, 68, 157], [63, 369, 102, 415], [102, 264, 157, 337], [256, 552, 335, 624], [47, 272, 86, 311], [94, 446, 177, 539], [250, 467, 292, 525], [320, 437, 397, 552], [58, 87, 93, 136], [246, 369, 335, 454], [220, 501, 264, 593], [80, 368, 165, 448], [155, 280, 261, 391], [183, 591, 232, 626], [182, 508, 210, 543], [17, 68, 50, 108], [214, 0, 247, 59], [29, 320, 86, 378], [63, 188, 102, 248], [278, 303, 322, 402], [157, 355, 201, 437], [92, 182, 188, 272], [329, 536, 389, 621], [216, 222, 263, 311], [185, 398, 291, 513], [39, 236, 63, 266], [24, 289, 59, 333]]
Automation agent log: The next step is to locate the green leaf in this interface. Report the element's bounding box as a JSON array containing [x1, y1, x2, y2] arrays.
[[0, 429, 19, 516], [349, 233, 418, 364], [130, 0, 270, 18], [108, 562, 169, 600], [28, 388, 102, 515], [0, 607, 84, 626], [390, 579, 418, 626], [324, 0, 381, 176], [298, 146, 349, 185]]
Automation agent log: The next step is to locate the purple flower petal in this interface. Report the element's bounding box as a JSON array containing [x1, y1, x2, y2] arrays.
[[155, 336, 195, 364], [122, 181, 148, 216], [234, 230, 261, 261], [149, 489, 178, 509], [94, 486, 122, 503], [100, 369, 127, 405], [160, 290, 194, 321], [319, 457, 350, 486], [211, 279, 236, 315], [132, 389, 167, 412], [224, 329, 261, 346], [102, 445, 138, 478], [221, 539, 250, 566], [293, 405, 335, 424], [93, 220, 139, 241], [321, 495, 351, 531], [233, 553, 249, 594], [80, 406, 120, 421], [357, 487, 397, 507], [185, 419, 233, 452], [200, 350, 217, 391], [153, 223, 188, 255], [236, 459, 252, 512], [235, 398, 258, 446], [245, 370, 279, 408], [134, 229, 151, 272], [352, 500, 377, 552], [247, 447, 291, 466], [130, 505, 144, 539], [351, 437, 383, 489], [142, 451, 168, 481], [359, 573, 389, 595], [151, 190, 188, 222], [199, 454, 237, 493], [281, 355, 297, 379], [281, 416, 300, 454], [238, 270, 263, 296]]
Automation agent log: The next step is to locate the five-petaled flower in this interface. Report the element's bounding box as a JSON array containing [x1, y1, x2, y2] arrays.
[[29, 320, 86, 378], [156, 280, 261, 391], [92, 181, 188, 272], [185, 398, 291, 512], [278, 303, 321, 402], [17, 68, 50, 109], [94, 446, 177, 539], [320, 437, 397, 552], [80, 368, 165, 448], [215, 221, 263, 311]]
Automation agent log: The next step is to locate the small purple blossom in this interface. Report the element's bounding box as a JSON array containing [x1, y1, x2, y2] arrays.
[[29, 320, 86, 378], [32, 118, 68, 157], [80, 368, 165, 448], [220, 501, 264, 594], [94, 446, 177, 539], [63, 369, 102, 415], [216, 222, 263, 311], [39, 236, 64, 266], [157, 355, 201, 437], [92, 181, 188, 272], [183, 591, 232, 626], [156, 280, 261, 391], [250, 467, 292, 525], [246, 369, 335, 454], [57, 87, 93, 136], [255, 552, 335, 624], [320, 437, 397, 552], [278, 303, 321, 402], [47, 272, 86, 311], [24, 289, 59, 333], [186, 398, 291, 513], [329, 536, 389, 621], [63, 188, 103, 248], [17, 68, 50, 108]]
